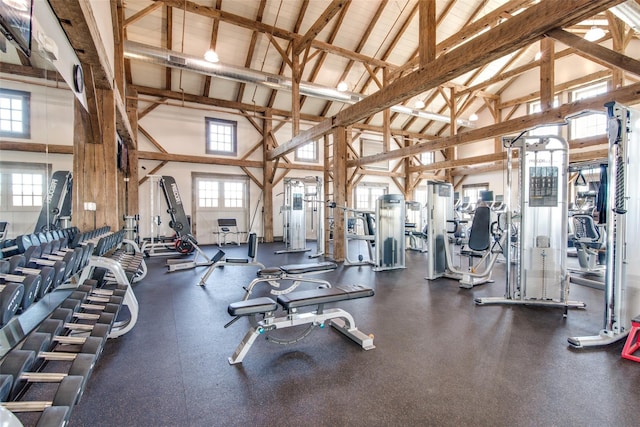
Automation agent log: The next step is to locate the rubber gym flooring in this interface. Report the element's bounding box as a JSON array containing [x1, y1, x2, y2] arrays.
[[68, 242, 639, 427]]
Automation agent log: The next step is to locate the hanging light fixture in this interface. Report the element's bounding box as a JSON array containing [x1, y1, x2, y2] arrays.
[[414, 99, 425, 109], [204, 49, 219, 63], [337, 81, 349, 92], [469, 113, 479, 122], [584, 26, 605, 41]]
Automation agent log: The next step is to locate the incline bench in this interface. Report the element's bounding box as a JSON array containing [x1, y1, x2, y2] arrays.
[[225, 284, 375, 364], [242, 261, 338, 300]]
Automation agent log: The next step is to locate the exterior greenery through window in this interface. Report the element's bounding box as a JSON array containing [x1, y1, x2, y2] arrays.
[[205, 117, 237, 155], [0, 89, 30, 138]]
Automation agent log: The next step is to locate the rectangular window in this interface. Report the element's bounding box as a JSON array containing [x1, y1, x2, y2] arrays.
[[295, 141, 318, 163], [570, 82, 607, 139], [420, 152, 434, 165], [11, 173, 43, 207], [528, 99, 560, 136], [205, 117, 237, 155], [0, 89, 30, 138], [355, 184, 387, 211], [198, 180, 219, 208], [196, 177, 246, 209], [462, 183, 489, 208], [224, 182, 244, 208]]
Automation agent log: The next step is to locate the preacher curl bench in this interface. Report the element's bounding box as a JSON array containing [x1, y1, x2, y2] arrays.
[[225, 284, 375, 364]]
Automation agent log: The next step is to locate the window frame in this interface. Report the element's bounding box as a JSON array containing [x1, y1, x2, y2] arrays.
[[205, 117, 237, 156], [569, 82, 608, 140], [354, 183, 388, 212], [294, 140, 318, 163], [0, 162, 49, 212], [0, 88, 31, 139]]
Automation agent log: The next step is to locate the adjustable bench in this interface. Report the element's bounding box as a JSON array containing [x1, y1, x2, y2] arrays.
[[242, 261, 338, 300], [198, 233, 265, 286], [225, 284, 375, 364]]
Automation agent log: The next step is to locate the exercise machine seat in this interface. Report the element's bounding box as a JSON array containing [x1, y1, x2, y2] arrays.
[[465, 206, 491, 253], [572, 214, 603, 249]]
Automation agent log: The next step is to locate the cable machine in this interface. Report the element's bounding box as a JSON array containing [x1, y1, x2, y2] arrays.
[[424, 180, 505, 288], [277, 177, 324, 257], [568, 102, 640, 347], [475, 134, 585, 314]]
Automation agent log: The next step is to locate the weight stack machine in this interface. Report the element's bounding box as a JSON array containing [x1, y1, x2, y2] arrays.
[[569, 102, 640, 347], [475, 135, 585, 314]]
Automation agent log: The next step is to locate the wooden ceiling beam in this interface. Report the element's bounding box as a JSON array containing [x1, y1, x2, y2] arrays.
[[348, 79, 640, 168], [152, 0, 390, 69], [124, 2, 162, 27], [270, 0, 622, 160], [547, 28, 640, 77], [293, 0, 347, 56], [389, 0, 536, 79]]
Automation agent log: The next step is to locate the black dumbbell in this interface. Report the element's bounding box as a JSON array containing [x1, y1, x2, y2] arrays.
[[1, 258, 53, 301], [0, 235, 32, 258], [0, 260, 41, 310]]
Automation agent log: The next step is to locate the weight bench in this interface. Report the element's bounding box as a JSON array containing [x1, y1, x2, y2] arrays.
[[198, 233, 265, 286], [225, 284, 375, 364], [242, 261, 337, 300]]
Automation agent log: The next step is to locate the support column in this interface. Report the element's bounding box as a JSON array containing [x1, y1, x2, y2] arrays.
[[540, 37, 555, 110], [126, 87, 139, 216], [73, 88, 121, 231], [263, 110, 274, 242], [332, 126, 347, 262]]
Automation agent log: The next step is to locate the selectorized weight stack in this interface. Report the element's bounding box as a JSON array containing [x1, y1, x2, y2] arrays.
[[568, 102, 640, 347], [277, 177, 324, 257], [475, 134, 585, 314], [374, 194, 405, 271]]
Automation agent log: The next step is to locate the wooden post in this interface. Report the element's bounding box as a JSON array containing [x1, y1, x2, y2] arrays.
[[73, 88, 121, 231], [332, 126, 347, 261], [540, 37, 554, 110], [263, 110, 274, 242], [126, 87, 139, 216]]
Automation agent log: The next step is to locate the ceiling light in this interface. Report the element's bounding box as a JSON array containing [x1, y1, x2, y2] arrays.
[[584, 26, 605, 42], [414, 100, 425, 109], [469, 113, 479, 122], [534, 51, 542, 61], [337, 81, 348, 92], [204, 49, 219, 63]]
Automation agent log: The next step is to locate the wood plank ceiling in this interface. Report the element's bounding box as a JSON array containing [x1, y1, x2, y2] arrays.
[[120, 0, 639, 173]]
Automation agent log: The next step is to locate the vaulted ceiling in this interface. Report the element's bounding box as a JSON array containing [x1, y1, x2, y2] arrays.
[[119, 0, 639, 142]]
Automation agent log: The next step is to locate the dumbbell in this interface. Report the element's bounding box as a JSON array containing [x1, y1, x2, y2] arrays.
[[0, 374, 74, 427], [0, 235, 32, 259], [46, 235, 94, 275], [0, 260, 41, 311], [31, 242, 78, 282], [21, 332, 104, 367], [1, 258, 54, 301], [0, 280, 24, 327], [36, 318, 111, 355], [1, 349, 94, 403], [19, 248, 67, 289]]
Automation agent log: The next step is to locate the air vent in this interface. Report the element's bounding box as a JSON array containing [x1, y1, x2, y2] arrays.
[[350, 95, 361, 102], [266, 76, 279, 84], [169, 55, 186, 66], [412, 110, 420, 115]]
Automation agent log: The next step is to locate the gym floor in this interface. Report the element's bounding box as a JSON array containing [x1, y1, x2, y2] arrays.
[[67, 243, 638, 427]]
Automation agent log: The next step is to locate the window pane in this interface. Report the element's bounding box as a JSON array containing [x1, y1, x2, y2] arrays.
[[0, 89, 29, 138]]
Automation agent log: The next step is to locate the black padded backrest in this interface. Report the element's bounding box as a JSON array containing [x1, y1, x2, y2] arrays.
[[247, 232, 257, 258], [573, 214, 600, 241], [468, 206, 491, 251], [218, 218, 237, 227]]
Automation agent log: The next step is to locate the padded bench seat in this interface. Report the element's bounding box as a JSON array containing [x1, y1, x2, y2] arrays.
[[277, 284, 373, 309], [228, 298, 278, 317], [280, 261, 337, 275]]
